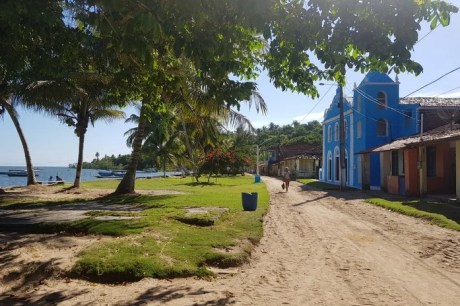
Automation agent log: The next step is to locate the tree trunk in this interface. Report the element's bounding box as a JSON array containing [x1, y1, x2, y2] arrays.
[[182, 122, 199, 182], [73, 132, 85, 188], [4, 100, 37, 185], [115, 101, 147, 194]]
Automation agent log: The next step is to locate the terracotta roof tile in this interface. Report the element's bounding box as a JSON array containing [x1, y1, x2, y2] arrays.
[[370, 123, 460, 152], [400, 97, 460, 107]]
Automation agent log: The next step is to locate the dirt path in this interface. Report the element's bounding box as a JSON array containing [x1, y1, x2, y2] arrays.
[[1, 176, 459, 305]]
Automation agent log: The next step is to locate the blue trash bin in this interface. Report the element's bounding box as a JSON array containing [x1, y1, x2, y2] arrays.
[[254, 175, 261, 183], [242, 192, 258, 211]]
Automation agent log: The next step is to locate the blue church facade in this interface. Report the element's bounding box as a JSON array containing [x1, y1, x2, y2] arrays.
[[321, 72, 419, 190]]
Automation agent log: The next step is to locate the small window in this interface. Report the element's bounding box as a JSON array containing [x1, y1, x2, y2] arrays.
[[357, 121, 362, 138], [327, 151, 332, 181], [405, 111, 413, 128], [328, 125, 332, 142], [334, 123, 339, 141], [357, 96, 362, 112], [377, 92, 386, 109], [376, 119, 387, 137]]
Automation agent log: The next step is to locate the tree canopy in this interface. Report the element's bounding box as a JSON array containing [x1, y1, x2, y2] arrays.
[[1, 0, 457, 191]]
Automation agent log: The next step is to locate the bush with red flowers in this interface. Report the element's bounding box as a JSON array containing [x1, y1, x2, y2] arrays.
[[199, 147, 252, 181]]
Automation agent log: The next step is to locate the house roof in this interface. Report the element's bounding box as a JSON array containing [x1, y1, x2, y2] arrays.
[[276, 144, 322, 159], [369, 123, 460, 153], [400, 97, 460, 108]]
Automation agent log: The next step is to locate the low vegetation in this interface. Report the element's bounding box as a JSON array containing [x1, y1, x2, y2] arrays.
[[1, 176, 269, 283], [366, 198, 460, 231], [298, 179, 460, 231], [297, 179, 357, 191]]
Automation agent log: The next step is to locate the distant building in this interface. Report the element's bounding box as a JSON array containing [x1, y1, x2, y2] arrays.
[[263, 143, 322, 179]]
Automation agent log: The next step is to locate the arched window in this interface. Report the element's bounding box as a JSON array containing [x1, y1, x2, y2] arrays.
[[328, 125, 332, 142], [344, 119, 348, 139], [377, 91, 387, 109], [334, 123, 339, 141], [376, 119, 388, 136], [357, 95, 362, 112], [327, 151, 332, 181], [357, 120, 362, 138], [334, 147, 340, 181]]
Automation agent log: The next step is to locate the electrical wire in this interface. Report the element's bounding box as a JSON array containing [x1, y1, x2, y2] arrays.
[[353, 86, 417, 122], [298, 84, 335, 124], [403, 65, 460, 98], [438, 85, 460, 96]]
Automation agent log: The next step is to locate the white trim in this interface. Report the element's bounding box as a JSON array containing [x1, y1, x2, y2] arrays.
[[334, 122, 339, 141], [323, 109, 353, 124], [356, 82, 399, 88], [350, 112, 354, 186], [322, 124, 326, 180]]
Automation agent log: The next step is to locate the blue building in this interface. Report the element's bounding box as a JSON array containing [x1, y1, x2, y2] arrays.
[[321, 72, 419, 190]]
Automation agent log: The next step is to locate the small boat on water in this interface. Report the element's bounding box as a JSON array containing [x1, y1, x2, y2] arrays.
[[5, 169, 40, 177], [96, 170, 127, 178]]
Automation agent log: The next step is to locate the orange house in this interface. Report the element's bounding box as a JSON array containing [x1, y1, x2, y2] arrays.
[[371, 124, 460, 198]]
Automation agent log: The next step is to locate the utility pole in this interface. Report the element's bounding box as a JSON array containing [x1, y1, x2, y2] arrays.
[[255, 144, 261, 183], [338, 85, 346, 190]]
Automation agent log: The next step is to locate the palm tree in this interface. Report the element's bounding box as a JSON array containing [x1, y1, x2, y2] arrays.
[[124, 105, 184, 176], [18, 72, 125, 188], [121, 81, 267, 185], [115, 54, 267, 193], [0, 98, 38, 185]]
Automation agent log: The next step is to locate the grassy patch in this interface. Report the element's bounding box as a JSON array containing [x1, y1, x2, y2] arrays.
[[298, 179, 357, 191], [63, 176, 268, 282], [366, 198, 460, 231]]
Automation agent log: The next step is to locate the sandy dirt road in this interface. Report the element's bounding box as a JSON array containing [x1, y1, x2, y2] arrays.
[[1, 176, 459, 305]]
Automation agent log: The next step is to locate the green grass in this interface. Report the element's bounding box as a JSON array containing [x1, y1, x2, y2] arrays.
[[2, 176, 269, 283], [297, 179, 460, 231], [297, 178, 357, 191], [366, 198, 460, 231]]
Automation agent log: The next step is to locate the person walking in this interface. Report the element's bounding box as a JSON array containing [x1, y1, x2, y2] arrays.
[[283, 167, 291, 192]]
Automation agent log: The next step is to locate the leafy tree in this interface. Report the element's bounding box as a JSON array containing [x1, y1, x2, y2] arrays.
[[20, 73, 125, 188], [69, 0, 457, 194], [199, 147, 251, 182], [0, 0, 67, 185], [0, 100, 37, 185], [256, 120, 323, 149]]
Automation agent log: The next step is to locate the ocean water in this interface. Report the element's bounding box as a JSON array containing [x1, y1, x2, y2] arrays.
[[0, 166, 180, 188], [0, 166, 100, 187]]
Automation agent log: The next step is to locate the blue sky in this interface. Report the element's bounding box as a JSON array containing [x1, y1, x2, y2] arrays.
[[2, 5, 460, 167]]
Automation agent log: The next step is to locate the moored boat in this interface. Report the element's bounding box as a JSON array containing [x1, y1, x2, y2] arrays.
[[96, 170, 126, 178], [97, 170, 114, 177], [6, 169, 40, 177]]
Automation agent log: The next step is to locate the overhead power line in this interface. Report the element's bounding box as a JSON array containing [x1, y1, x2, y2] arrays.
[[298, 84, 334, 124], [403, 65, 460, 98], [438, 85, 460, 97]]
